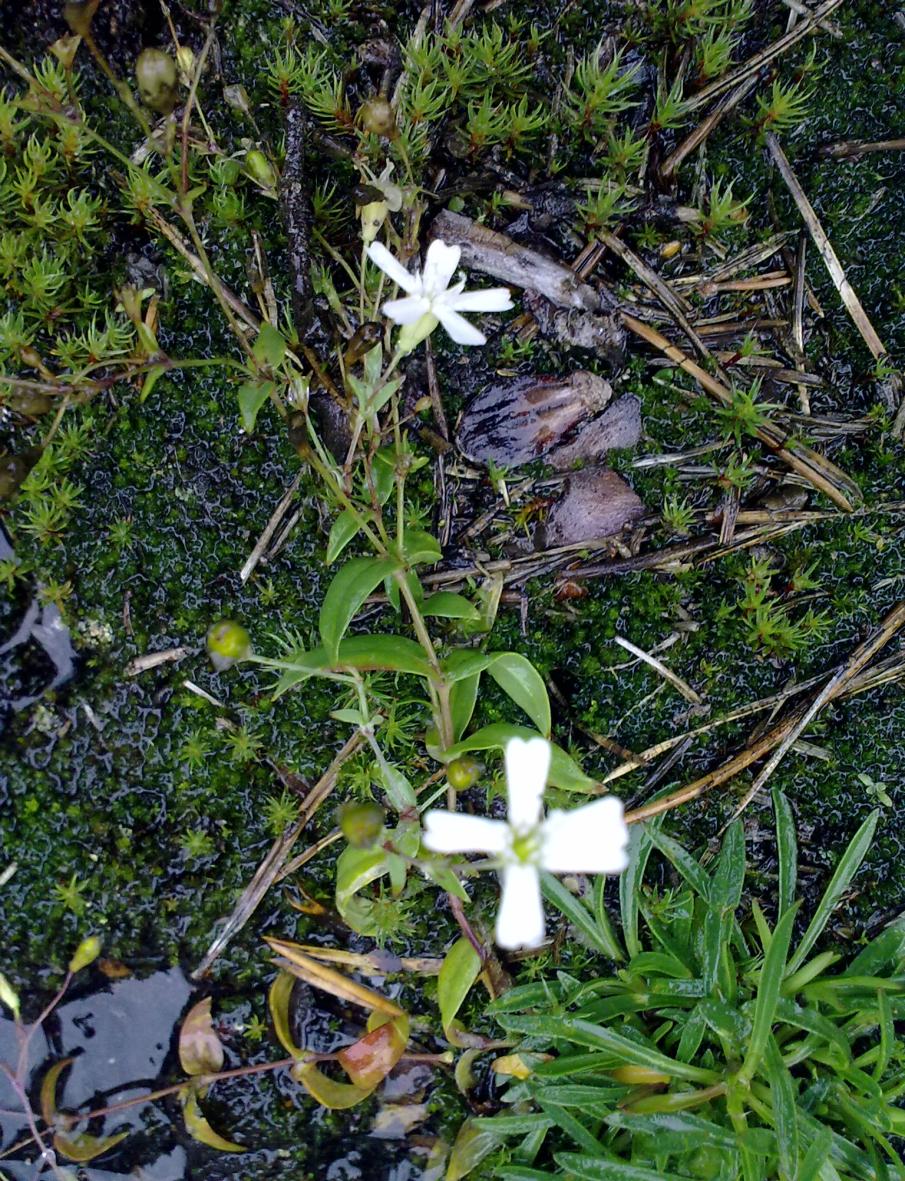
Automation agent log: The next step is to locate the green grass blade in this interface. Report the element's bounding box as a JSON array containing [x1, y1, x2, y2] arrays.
[[764, 1034, 799, 1180], [619, 822, 654, 959], [542, 873, 624, 961], [786, 810, 879, 976], [772, 788, 798, 918], [739, 904, 799, 1084]]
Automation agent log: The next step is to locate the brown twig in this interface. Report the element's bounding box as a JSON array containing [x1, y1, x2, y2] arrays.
[[661, 74, 759, 178]]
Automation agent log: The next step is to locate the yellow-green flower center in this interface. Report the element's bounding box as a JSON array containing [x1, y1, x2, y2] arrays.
[[510, 830, 541, 865]]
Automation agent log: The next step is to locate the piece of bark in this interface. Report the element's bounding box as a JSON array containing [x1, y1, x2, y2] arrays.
[[456, 371, 612, 468], [524, 290, 625, 356], [540, 468, 645, 549], [430, 209, 600, 311], [548, 395, 642, 469]]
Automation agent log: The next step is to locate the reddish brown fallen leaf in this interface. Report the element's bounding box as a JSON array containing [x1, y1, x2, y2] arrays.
[[337, 1018, 407, 1091]]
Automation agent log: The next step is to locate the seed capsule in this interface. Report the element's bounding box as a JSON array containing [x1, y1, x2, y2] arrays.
[[206, 620, 252, 670], [447, 756, 480, 791], [135, 48, 178, 114], [338, 801, 385, 847], [357, 97, 396, 138]]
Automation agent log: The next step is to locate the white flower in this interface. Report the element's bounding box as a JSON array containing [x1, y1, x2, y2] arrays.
[[423, 737, 629, 950], [366, 239, 513, 351]]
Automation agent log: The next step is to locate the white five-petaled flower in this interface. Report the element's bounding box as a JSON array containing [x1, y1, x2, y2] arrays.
[[423, 737, 630, 950], [366, 239, 513, 351]]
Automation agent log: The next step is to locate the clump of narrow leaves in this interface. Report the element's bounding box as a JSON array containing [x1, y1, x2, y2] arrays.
[[459, 796, 904, 1180]]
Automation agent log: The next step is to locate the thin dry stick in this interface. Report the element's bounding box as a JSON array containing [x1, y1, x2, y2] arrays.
[[726, 602, 905, 821], [624, 605, 905, 823], [240, 474, 302, 582], [192, 733, 364, 978], [685, 0, 847, 111], [817, 137, 905, 159], [621, 312, 859, 512], [600, 232, 731, 386], [661, 74, 759, 178], [614, 635, 702, 705], [766, 134, 891, 364]]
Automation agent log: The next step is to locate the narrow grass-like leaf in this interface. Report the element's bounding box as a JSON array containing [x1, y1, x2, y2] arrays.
[[538, 1100, 607, 1157], [646, 827, 711, 899], [739, 903, 799, 1084], [786, 810, 879, 976], [554, 1155, 692, 1181], [507, 1014, 719, 1084], [541, 873, 624, 961], [764, 1034, 799, 1179], [772, 788, 797, 918], [620, 823, 654, 959], [844, 917, 905, 977], [798, 1127, 832, 1181]]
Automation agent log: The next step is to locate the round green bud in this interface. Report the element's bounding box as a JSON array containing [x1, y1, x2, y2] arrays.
[[135, 48, 178, 114], [338, 801, 385, 848], [447, 756, 480, 791], [206, 620, 252, 670], [68, 934, 102, 974], [244, 149, 277, 191]]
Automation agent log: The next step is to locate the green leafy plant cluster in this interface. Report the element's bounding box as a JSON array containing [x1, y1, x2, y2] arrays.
[[717, 555, 831, 660], [461, 799, 904, 1181]]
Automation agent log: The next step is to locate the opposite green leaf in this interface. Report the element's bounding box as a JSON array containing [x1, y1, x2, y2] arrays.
[[237, 379, 275, 433], [319, 556, 398, 662], [486, 653, 552, 737], [438, 937, 482, 1037]]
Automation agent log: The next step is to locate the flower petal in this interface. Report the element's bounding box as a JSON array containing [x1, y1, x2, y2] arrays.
[[540, 796, 629, 874], [448, 287, 514, 313], [422, 811, 509, 855], [496, 864, 545, 949], [382, 295, 430, 325], [421, 240, 461, 294], [366, 241, 417, 293], [504, 737, 550, 832], [434, 305, 486, 346]]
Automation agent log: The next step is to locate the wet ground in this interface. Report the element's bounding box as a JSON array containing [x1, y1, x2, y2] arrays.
[[1, 0, 904, 1176]]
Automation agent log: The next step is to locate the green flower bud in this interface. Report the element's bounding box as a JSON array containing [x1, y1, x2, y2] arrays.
[[135, 49, 178, 115], [446, 756, 480, 791], [206, 620, 252, 670], [244, 150, 277, 193], [68, 934, 102, 974], [338, 801, 386, 848], [63, 0, 100, 38]]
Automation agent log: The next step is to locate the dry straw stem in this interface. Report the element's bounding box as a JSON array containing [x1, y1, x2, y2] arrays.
[[624, 602, 905, 824], [240, 474, 302, 583], [661, 75, 759, 179], [266, 938, 406, 1016], [621, 311, 860, 512], [613, 634, 703, 705], [765, 134, 893, 366], [685, 0, 847, 112], [192, 733, 365, 979], [725, 601, 905, 821], [817, 137, 905, 159], [600, 231, 732, 387]]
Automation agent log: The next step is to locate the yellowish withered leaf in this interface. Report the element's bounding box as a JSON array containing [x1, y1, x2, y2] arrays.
[[180, 1088, 244, 1153], [178, 997, 224, 1077], [54, 1129, 128, 1163], [291, 1061, 373, 1109], [40, 1057, 75, 1127], [267, 970, 304, 1058]]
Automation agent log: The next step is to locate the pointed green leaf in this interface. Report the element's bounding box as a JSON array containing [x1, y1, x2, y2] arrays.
[[442, 724, 593, 792], [320, 557, 399, 662], [786, 810, 879, 976], [620, 824, 654, 960], [438, 937, 482, 1038], [446, 1118, 501, 1181], [487, 653, 551, 737], [423, 592, 481, 621], [772, 788, 798, 919], [237, 379, 274, 433], [739, 903, 799, 1084], [541, 873, 623, 961], [326, 510, 364, 564], [764, 1035, 798, 1178], [253, 322, 286, 367]]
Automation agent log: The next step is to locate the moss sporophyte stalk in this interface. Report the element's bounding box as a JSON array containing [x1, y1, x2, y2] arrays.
[[0, 0, 903, 1174]]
